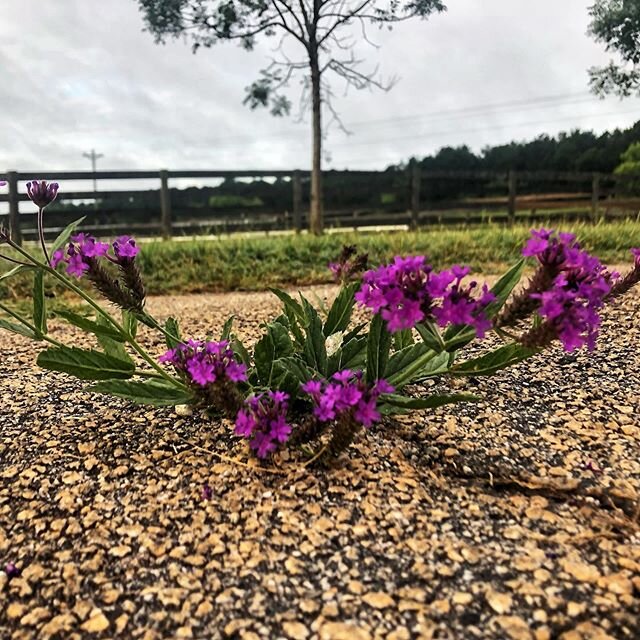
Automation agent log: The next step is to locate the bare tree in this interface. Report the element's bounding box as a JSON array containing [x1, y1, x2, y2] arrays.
[[136, 0, 446, 234]]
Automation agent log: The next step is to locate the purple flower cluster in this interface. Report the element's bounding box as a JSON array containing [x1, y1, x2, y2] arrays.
[[431, 266, 496, 338], [522, 228, 580, 266], [159, 339, 247, 387], [26, 180, 59, 208], [355, 257, 494, 336], [302, 370, 394, 428], [328, 245, 368, 282], [527, 233, 614, 351], [235, 391, 291, 458], [52, 234, 139, 277], [632, 247, 640, 266]]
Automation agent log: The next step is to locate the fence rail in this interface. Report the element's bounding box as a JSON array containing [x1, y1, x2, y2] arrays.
[[2, 167, 640, 244]]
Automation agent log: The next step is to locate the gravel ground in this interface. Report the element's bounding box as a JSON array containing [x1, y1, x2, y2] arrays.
[[1, 283, 639, 640]]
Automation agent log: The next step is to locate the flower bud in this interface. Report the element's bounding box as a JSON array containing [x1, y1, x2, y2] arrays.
[[26, 180, 59, 208]]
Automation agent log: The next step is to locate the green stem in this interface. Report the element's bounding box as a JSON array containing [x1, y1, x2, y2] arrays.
[[6, 242, 186, 391]]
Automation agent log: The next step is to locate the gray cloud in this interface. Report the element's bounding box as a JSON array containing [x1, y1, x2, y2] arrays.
[[1, 0, 639, 173]]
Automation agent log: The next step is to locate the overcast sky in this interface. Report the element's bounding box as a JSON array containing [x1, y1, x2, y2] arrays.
[[1, 0, 639, 174]]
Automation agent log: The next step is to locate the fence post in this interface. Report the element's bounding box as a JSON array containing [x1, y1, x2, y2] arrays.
[[410, 161, 421, 230], [507, 170, 517, 225], [159, 169, 172, 239], [7, 171, 21, 246], [292, 170, 302, 233], [591, 172, 600, 223]]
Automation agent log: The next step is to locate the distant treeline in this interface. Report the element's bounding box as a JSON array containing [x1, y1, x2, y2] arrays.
[[47, 120, 640, 225], [408, 119, 640, 173]]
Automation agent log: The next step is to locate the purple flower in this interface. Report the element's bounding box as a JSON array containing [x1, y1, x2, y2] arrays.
[[26, 180, 59, 208], [303, 370, 393, 429], [530, 246, 613, 351], [632, 248, 640, 265], [234, 391, 291, 458], [328, 245, 368, 282], [186, 357, 215, 386], [160, 339, 247, 388], [202, 484, 213, 500], [52, 233, 109, 277], [113, 236, 140, 260], [51, 249, 65, 268], [355, 256, 433, 331], [431, 269, 496, 338], [4, 562, 20, 578], [522, 228, 580, 267], [355, 256, 494, 336]]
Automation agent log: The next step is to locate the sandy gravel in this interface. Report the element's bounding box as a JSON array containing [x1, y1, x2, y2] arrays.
[[0, 284, 639, 640]]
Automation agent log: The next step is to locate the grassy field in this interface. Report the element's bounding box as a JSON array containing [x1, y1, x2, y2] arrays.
[[1, 221, 640, 300]]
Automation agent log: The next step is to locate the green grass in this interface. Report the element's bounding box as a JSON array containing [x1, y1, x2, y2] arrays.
[[2, 221, 640, 301]]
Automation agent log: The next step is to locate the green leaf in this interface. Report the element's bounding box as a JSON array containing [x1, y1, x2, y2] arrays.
[[269, 288, 305, 345], [393, 328, 414, 351], [301, 302, 327, 376], [0, 264, 33, 282], [164, 317, 181, 349], [220, 315, 234, 341], [37, 346, 135, 380], [324, 283, 358, 337], [56, 310, 125, 342], [32, 271, 46, 336], [231, 336, 251, 368], [451, 343, 539, 376], [254, 322, 294, 385], [385, 342, 430, 378], [269, 288, 305, 322], [270, 357, 310, 397], [485, 258, 526, 318], [122, 310, 138, 339], [366, 314, 392, 383], [327, 335, 367, 375], [387, 350, 449, 388], [343, 322, 367, 344], [380, 392, 480, 410], [0, 318, 38, 339], [416, 321, 445, 353], [87, 379, 193, 406], [50, 216, 86, 255], [95, 314, 132, 363]]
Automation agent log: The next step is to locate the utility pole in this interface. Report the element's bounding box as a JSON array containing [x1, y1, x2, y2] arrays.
[[83, 149, 104, 192]]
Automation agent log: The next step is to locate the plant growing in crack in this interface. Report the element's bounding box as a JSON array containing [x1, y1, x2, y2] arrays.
[[1, 180, 639, 466]]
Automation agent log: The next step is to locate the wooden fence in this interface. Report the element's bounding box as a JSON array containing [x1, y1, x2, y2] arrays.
[[2, 167, 640, 244]]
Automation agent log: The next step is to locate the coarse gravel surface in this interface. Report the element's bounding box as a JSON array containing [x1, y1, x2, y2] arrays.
[[1, 282, 639, 640]]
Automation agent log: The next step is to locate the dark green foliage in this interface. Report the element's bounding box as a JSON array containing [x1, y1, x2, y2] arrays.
[[588, 0, 640, 97]]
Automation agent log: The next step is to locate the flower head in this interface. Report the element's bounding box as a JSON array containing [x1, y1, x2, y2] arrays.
[[113, 236, 140, 260], [303, 370, 393, 428], [355, 256, 434, 331], [632, 248, 640, 266], [159, 339, 247, 387], [356, 256, 494, 336], [235, 391, 291, 458], [26, 180, 59, 208], [431, 266, 496, 338], [329, 245, 369, 282], [530, 246, 613, 351], [52, 233, 110, 277], [522, 228, 580, 268]]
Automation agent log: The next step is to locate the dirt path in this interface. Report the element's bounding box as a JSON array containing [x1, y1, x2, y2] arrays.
[[1, 286, 639, 639]]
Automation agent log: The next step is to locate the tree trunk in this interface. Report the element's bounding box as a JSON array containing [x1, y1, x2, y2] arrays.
[[309, 52, 323, 235]]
